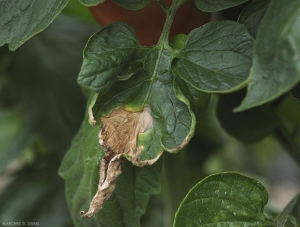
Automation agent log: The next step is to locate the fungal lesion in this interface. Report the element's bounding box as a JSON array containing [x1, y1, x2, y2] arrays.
[[80, 107, 161, 218]]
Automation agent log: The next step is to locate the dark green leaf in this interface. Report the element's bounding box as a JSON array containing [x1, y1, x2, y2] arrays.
[[77, 22, 143, 94], [7, 15, 97, 151], [235, 0, 300, 112], [113, 0, 151, 10], [217, 91, 279, 142], [195, 0, 248, 12], [238, 0, 270, 38], [59, 106, 162, 227], [0, 0, 68, 50], [291, 83, 300, 102], [174, 172, 274, 227], [275, 193, 300, 227], [175, 21, 254, 93]]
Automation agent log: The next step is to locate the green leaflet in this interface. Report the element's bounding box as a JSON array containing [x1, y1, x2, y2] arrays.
[[235, 0, 300, 111], [79, 0, 104, 6], [0, 0, 68, 50], [174, 21, 255, 93], [275, 193, 300, 227], [58, 105, 162, 227], [173, 172, 275, 227], [238, 0, 271, 38], [195, 0, 248, 12]]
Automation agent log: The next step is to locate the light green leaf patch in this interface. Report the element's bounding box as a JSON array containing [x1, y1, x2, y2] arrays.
[[0, 0, 68, 50], [174, 21, 255, 93], [174, 172, 275, 227], [235, 0, 300, 112], [195, 0, 248, 12]]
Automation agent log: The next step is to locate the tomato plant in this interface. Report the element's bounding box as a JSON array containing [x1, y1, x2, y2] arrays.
[[0, 0, 300, 227]]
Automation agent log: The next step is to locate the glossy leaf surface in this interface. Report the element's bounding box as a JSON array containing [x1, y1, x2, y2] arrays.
[[236, 0, 300, 111], [174, 172, 274, 227], [175, 21, 254, 93], [0, 0, 68, 50]]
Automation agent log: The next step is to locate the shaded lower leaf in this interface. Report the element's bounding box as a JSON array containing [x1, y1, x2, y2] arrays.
[[174, 172, 274, 227], [217, 91, 279, 142], [238, 0, 270, 38], [235, 0, 300, 112], [175, 21, 254, 93], [59, 107, 162, 227]]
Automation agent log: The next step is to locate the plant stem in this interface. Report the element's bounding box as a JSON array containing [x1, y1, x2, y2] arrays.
[[157, 0, 186, 46], [157, 0, 169, 14]]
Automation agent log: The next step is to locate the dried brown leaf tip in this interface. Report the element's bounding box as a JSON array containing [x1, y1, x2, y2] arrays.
[[80, 107, 161, 218]]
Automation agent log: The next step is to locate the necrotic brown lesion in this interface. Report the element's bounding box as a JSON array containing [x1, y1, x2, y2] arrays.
[[80, 107, 155, 218]]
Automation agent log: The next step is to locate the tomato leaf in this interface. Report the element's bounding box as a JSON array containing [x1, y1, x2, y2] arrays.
[[58, 104, 162, 227], [195, 0, 248, 12], [112, 0, 151, 10], [275, 193, 300, 227], [174, 21, 254, 93], [0, 0, 68, 50], [80, 22, 196, 159], [174, 172, 274, 227], [238, 0, 270, 38], [235, 0, 300, 112]]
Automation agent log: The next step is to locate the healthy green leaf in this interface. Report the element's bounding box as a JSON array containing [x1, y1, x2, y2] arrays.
[[275, 193, 300, 227], [238, 0, 270, 38], [77, 23, 143, 94], [235, 0, 300, 112], [175, 21, 254, 93], [195, 0, 248, 12], [113, 0, 151, 10], [174, 172, 275, 227], [0, 0, 68, 50], [59, 105, 162, 227], [79, 0, 104, 7], [217, 91, 279, 142]]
